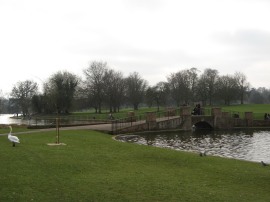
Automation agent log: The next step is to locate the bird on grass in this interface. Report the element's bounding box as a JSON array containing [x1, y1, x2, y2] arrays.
[[199, 151, 207, 157], [8, 126, 20, 147], [261, 161, 268, 166]]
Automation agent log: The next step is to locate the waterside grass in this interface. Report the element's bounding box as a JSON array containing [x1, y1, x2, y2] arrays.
[[1, 130, 270, 201], [29, 104, 270, 121], [221, 104, 270, 120]]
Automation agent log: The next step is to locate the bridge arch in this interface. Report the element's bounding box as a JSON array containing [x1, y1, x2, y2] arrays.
[[193, 121, 213, 129], [191, 115, 214, 130]]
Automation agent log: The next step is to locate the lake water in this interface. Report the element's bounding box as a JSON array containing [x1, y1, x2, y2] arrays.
[[116, 129, 270, 164], [0, 114, 50, 126], [0, 114, 26, 125], [0, 114, 98, 126]]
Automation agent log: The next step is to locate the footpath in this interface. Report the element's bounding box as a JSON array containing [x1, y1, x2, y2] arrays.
[[0, 123, 113, 136]]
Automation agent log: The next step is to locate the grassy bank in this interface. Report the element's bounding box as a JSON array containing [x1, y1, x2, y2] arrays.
[[32, 107, 163, 120], [30, 104, 270, 121], [58, 104, 270, 119], [1, 130, 270, 201], [221, 104, 270, 119], [221, 104, 270, 113]]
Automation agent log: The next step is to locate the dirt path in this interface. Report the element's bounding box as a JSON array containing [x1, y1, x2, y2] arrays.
[[1, 116, 180, 136], [0, 123, 113, 136]]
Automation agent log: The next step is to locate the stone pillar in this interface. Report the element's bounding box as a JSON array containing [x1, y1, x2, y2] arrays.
[[146, 112, 157, 130], [180, 106, 191, 116], [166, 108, 176, 117], [211, 107, 222, 118], [245, 112, 253, 127], [222, 112, 229, 118], [211, 107, 222, 129], [180, 106, 191, 130], [220, 112, 233, 129], [128, 111, 136, 122], [146, 112, 156, 123]]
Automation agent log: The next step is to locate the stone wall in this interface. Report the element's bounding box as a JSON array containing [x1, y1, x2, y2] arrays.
[[157, 117, 182, 130]]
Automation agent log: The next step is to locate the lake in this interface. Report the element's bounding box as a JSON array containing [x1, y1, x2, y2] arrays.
[[0, 114, 26, 125], [0, 114, 52, 127], [116, 129, 270, 164]]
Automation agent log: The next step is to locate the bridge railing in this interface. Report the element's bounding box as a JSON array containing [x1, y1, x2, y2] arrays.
[[111, 115, 147, 135], [201, 108, 212, 116], [221, 109, 244, 119], [219, 110, 266, 120], [111, 109, 182, 134], [253, 112, 268, 120]]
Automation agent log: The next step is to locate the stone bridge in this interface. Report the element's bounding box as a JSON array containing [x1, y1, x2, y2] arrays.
[[111, 106, 270, 134]]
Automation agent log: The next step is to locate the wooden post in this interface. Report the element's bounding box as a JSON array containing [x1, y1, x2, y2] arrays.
[[56, 118, 60, 144], [47, 116, 66, 146]]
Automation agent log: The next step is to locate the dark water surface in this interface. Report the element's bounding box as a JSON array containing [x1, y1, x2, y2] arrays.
[[117, 129, 270, 163]]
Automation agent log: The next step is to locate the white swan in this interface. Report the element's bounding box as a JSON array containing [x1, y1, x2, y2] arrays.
[[8, 126, 20, 147]]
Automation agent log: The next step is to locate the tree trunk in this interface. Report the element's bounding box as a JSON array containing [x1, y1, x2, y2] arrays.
[[134, 103, 138, 110]]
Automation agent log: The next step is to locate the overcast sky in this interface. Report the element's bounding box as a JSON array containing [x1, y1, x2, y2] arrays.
[[1, 0, 270, 96]]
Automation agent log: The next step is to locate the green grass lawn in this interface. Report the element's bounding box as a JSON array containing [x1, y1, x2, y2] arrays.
[[221, 104, 270, 120], [71, 104, 270, 120], [71, 107, 164, 120], [1, 129, 270, 201], [221, 104, 270, 113]]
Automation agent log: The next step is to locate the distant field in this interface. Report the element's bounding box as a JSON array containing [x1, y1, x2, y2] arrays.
[[1, 130, 270, 201], [72, 107, 163, 119], [31, 104, 270, 121], [221, 104, 270, 113], [221, 104, 270, 120], [70, 104, 270, 121]]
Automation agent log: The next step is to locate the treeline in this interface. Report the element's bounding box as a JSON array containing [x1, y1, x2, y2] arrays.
[[0, 61, 268, 115]]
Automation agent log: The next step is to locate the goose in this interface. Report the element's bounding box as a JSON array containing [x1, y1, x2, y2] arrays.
[[261, 161, 268, 166], [8, 126, 20, 147]]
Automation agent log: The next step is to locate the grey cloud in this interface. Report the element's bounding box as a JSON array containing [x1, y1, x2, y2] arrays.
[[214, 29, 270, 58]]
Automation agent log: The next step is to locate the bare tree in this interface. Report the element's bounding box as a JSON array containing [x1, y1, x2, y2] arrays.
[[145, 86, 155, 108], [0, 90, 3, 113], [248, 88, 265, 104], [83, 61, 107, 113], [187, 67, 199, 103], [200, 68, 219, 105], [10, 80, 38, 117], [125, 72, 148, 110], [216, 75, 238, 105], [195, 75, 208, 106], [44, 71, 78, 114], [103, 69, 125, 112], [167, 69, 197, 106], [234, 72, 250, 104], [147, 82, 169, 111]]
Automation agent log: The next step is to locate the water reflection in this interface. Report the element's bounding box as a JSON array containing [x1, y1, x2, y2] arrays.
[[0, 114, 44, 125], [0, 114, 25, 125], [117, 130, 270, 163]]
